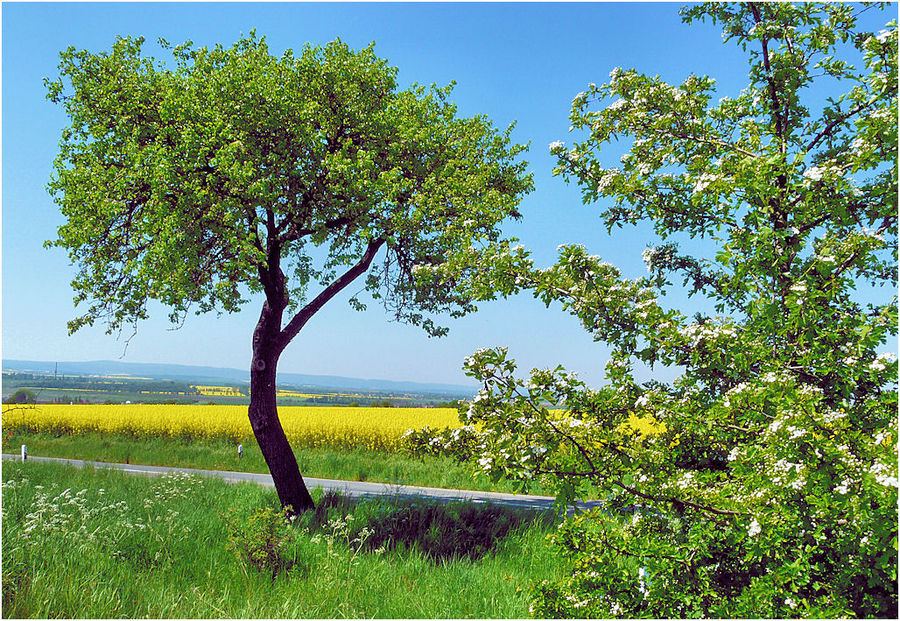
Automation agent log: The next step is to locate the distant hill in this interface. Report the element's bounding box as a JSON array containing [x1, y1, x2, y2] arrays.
[[2, 359, 475, 397]]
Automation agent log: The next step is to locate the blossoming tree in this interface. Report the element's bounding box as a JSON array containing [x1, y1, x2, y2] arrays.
[[45, 35, 532, 513], [425, 2, 897, 617]]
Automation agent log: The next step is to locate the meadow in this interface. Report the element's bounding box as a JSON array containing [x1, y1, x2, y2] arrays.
[[1, 459, 567, 618], [0, 402, 583, 617]]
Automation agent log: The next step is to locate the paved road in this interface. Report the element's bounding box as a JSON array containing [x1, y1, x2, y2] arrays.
[[2, 453, 603, 513]]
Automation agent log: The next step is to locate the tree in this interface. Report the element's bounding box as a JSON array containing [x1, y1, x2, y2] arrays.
[[45, 34, 532, 513], [429, 2, 897, 617], [5, 389, 37, 405]]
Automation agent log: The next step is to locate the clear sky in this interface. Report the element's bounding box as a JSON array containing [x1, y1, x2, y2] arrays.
[[2, 2, 895, 388]]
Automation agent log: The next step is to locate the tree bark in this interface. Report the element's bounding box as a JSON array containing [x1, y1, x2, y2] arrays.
[[248, 300, 315, 514]]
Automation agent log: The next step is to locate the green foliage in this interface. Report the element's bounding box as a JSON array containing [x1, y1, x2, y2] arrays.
[[44, 33, 532, 339], [224, 504, 299, 580], [5, 389, 37, 405], [439, 3, 898, 618]]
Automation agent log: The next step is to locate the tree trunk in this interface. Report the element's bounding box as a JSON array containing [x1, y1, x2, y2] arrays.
[[248, 301, 315, 513]]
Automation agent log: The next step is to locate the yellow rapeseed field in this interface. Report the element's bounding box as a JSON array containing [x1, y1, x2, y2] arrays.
[[1, 404, 460, 452], [192, 385, 245, 397]]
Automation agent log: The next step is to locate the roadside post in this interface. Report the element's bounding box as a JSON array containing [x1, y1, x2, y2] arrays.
[[21, 444, 27, 461]]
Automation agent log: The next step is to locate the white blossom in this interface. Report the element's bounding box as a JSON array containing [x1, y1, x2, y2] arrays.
[[692, 172, 719, 194], [803, 166, 825, 181], [870, 359, 887, 372]]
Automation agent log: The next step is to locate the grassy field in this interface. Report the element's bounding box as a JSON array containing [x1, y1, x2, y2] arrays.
[[1, 459, 566, 618]]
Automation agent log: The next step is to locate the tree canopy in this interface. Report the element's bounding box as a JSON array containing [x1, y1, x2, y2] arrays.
[[46, 34, 532, 340]]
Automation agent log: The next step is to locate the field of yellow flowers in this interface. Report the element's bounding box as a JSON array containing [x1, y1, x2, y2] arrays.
[[1, 404, 461, 452]]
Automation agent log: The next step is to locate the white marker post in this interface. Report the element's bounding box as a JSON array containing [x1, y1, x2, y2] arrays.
[[238, 444, 243, 459], [21, 444, 27, 461]]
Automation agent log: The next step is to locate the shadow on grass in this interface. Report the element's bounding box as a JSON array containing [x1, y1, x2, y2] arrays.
[[301, 491, 557, 562]]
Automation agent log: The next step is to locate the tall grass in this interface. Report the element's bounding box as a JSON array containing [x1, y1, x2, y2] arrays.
[[2, 460, 566, 618]]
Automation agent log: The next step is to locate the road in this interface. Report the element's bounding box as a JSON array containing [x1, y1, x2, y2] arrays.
[[2, 453, 604, 513]]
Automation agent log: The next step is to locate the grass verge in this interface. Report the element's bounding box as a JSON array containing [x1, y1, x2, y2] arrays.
[[2, 459, 565, 618], [2, 430, 556, 496]]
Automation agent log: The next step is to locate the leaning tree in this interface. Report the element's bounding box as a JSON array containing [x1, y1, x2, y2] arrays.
[[45, 34, 532, 512]]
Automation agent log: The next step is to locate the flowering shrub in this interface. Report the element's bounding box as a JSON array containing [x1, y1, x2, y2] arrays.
[[399, 425, 482, 461], [437, 3, 898, 618]]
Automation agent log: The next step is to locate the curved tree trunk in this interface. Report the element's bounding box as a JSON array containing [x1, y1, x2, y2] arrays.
[[248, 301, 315, 513], [245, 236, 384, 514]]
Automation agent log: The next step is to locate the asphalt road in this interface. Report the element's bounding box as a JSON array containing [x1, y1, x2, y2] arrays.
[[2, 453, 604, 513]]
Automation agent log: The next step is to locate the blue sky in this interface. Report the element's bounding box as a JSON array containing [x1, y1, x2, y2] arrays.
[[2, 2, 894, 388]]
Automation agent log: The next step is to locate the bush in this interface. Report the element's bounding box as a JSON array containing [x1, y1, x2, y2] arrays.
[[5, 390, 37, 405], [223, 505, 298, 580]]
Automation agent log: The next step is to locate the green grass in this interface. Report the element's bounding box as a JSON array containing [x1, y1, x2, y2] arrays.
[[2, 459, 566, 618], [2, 430, 557, 496]]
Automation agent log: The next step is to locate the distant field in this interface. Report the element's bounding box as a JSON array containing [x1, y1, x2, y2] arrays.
[[2, 370, 457, 407], [1, 404, 461, 452]]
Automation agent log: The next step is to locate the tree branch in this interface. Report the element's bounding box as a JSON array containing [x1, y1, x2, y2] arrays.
[[276, 237, 385, 353]]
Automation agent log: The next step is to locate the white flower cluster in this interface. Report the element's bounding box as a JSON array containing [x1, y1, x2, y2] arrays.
[[678, 321, 738, 346], [760, 370, 791, 384], [802, 163, 843, 184], [872, 462, 899, 488], [692, 172, 720, 195], [748, 518, 761, 537], [594, 168, 620, 192]]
